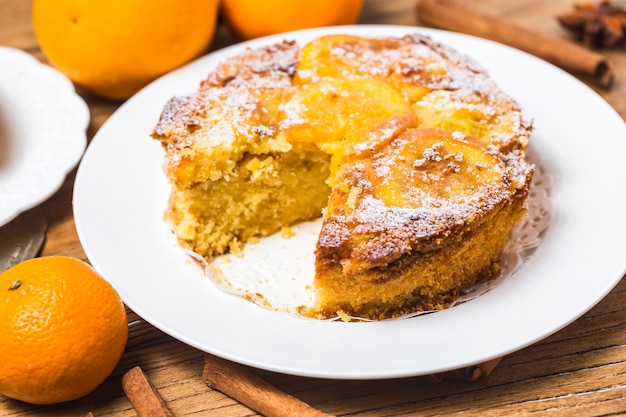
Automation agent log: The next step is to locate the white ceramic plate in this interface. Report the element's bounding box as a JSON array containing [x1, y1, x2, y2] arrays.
[[0, 47, 89, 226], [73, 26, 626, 379]]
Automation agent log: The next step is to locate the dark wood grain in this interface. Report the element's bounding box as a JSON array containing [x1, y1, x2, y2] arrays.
[[1, 0, 625, 415]]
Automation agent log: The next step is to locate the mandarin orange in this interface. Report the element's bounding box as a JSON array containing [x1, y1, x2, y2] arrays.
[[32, 0, 219, 99], [0, 256, 128, 404], [221, 0, 364, 40]]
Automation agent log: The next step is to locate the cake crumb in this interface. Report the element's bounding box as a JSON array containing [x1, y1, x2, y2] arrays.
[[336, 310, 352, 322], [281, 226, 294, 238]]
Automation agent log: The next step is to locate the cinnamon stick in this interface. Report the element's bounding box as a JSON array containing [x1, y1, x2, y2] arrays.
[[122, 366, 175, 417], [202, 354, 334, 417], [416, 0, 614, 88], [426, 357, 503, 383]]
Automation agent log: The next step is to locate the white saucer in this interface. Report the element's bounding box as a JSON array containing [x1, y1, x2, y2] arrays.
[[0, 47, 89, 226]]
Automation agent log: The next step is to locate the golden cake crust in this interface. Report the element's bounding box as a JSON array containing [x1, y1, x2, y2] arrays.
[[152, 40, 301, 189], [317, 128, 530, 270]]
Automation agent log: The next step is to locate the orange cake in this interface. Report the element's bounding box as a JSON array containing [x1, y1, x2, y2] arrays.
[[152, 33, 534, 320]]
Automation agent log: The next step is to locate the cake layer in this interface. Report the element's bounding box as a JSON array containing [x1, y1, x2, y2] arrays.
[[166, 146, 330, 259]]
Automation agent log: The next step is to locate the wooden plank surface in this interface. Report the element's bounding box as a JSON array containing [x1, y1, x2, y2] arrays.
[[1, 0, 626, 415]]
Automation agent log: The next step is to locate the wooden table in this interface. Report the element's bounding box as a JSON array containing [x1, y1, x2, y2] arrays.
[[2, 0, 626, 415]]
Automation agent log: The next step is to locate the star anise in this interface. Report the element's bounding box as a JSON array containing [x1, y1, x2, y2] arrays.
[[557, 1, 626, 48]]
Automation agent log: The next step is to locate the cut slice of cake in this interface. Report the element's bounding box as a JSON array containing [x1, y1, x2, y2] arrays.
[[311, 127, 532, 319]]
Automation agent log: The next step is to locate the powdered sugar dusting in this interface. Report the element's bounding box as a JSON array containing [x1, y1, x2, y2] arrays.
[[154, 32, 540, 320], [152, 41, 300, 184]]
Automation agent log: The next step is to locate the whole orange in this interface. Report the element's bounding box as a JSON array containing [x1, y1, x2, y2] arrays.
[[221, 0, 364, 41], [32, 0, 219, 100], [0, 256, 128, 405]]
